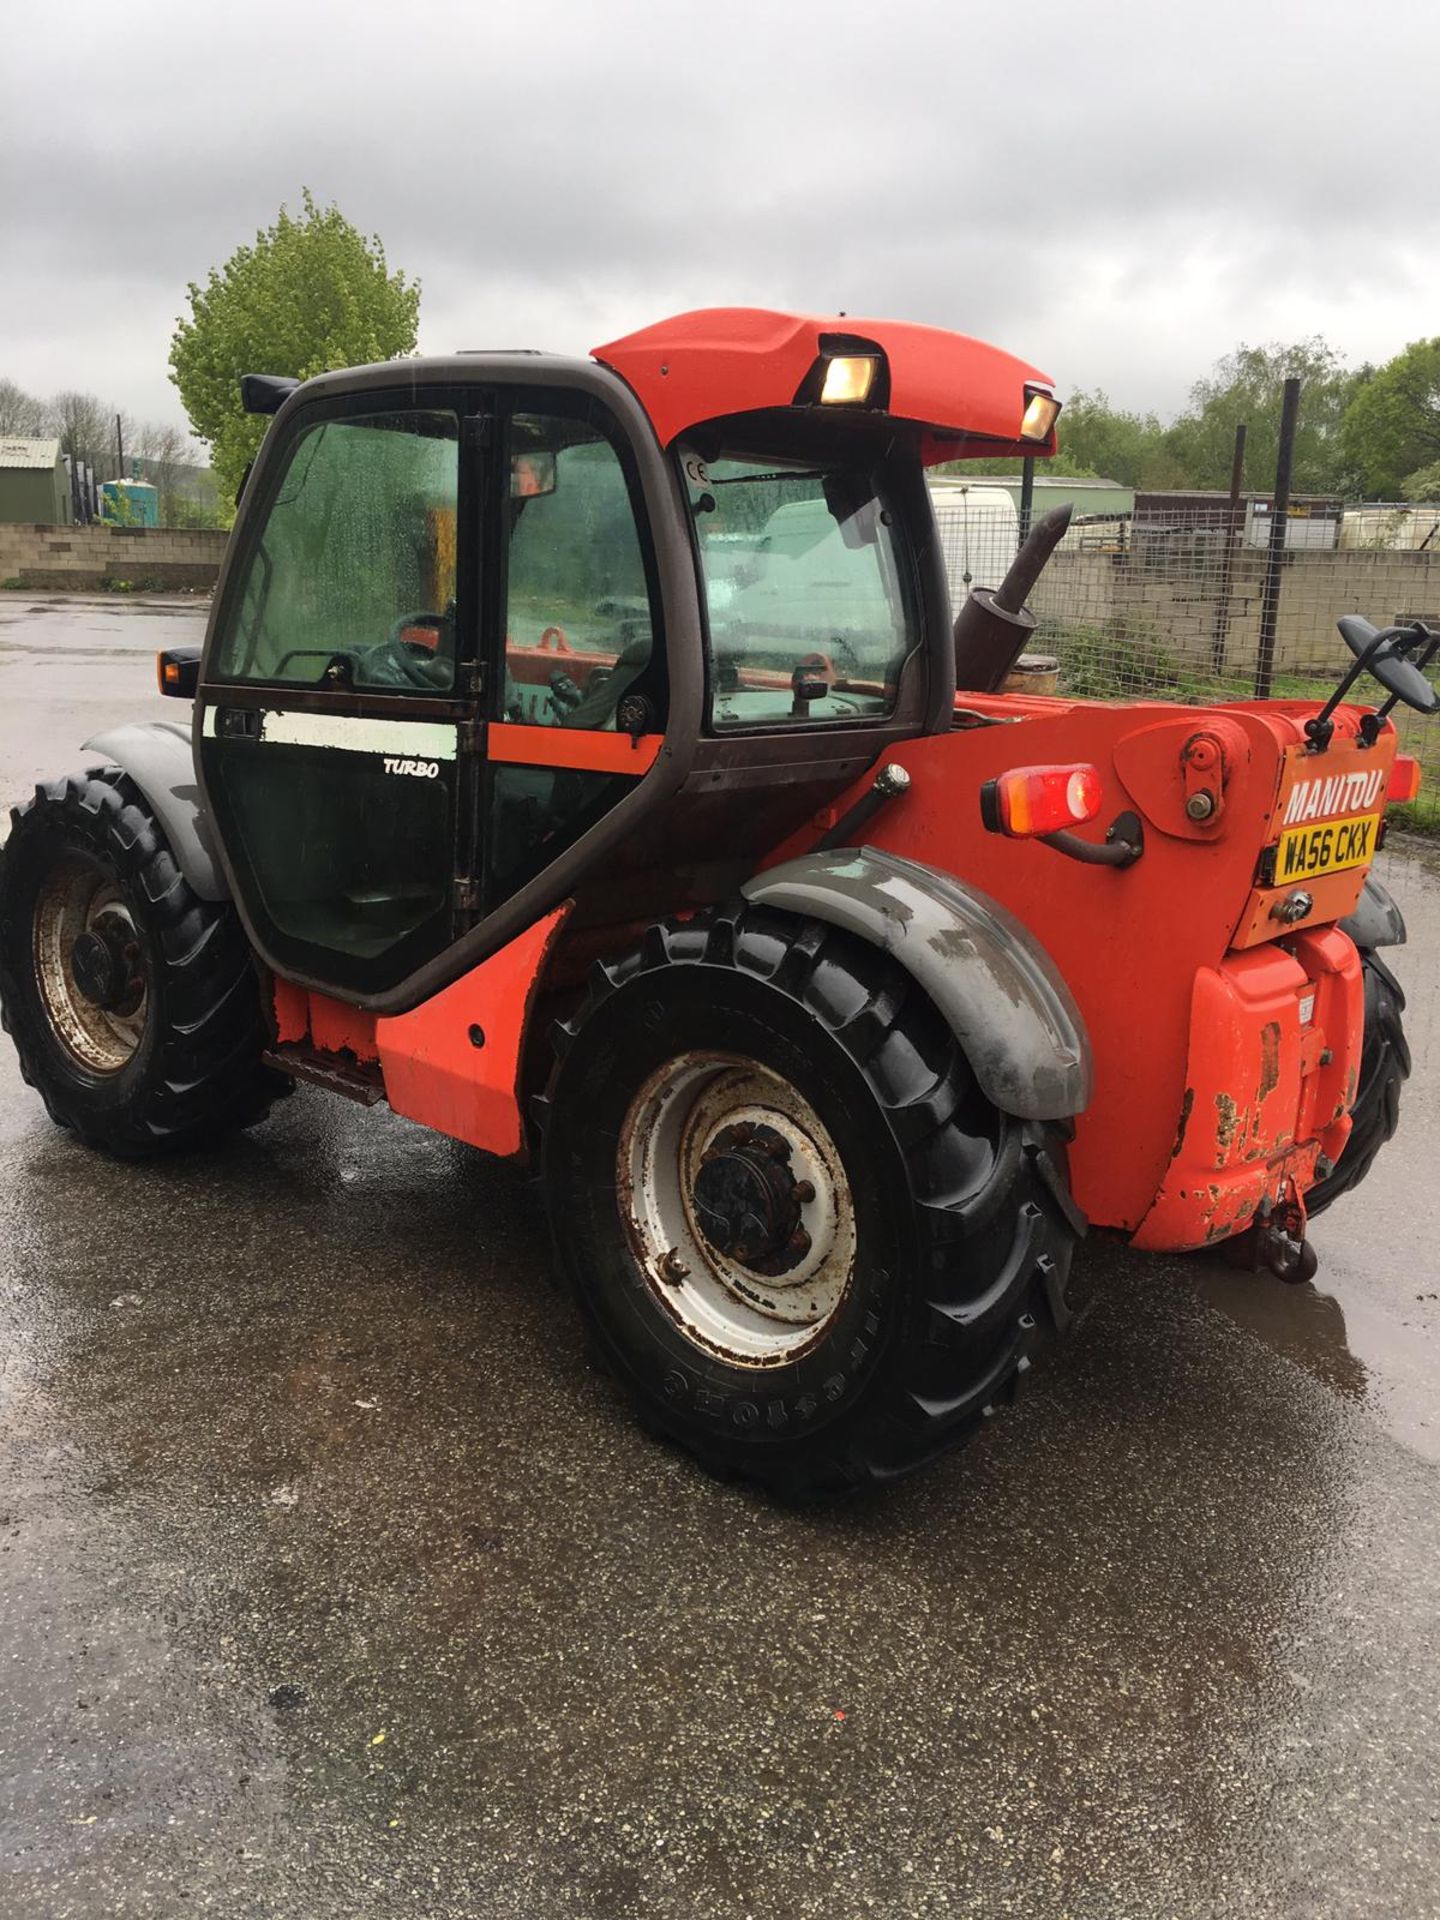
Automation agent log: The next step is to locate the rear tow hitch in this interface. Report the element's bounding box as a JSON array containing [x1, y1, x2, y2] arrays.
[[1223, 1182, 1318, 1285]]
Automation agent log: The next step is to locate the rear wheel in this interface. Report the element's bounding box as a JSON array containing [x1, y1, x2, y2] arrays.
[[1308, 948, 1410, 1217], [0, 768, 284, 1158], [540, 904, 1081, 1497]]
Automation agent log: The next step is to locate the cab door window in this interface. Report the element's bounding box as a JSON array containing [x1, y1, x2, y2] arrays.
[[216, 410, 460, 692], [500, 411, 656, 728], [488, 406, 661, 904]]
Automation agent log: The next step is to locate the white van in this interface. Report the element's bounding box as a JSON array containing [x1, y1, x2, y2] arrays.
[[926, 479, 1019, 610], [716, 496, 901, 647]]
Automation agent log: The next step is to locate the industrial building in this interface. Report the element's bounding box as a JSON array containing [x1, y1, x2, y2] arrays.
[[0, 437, 72, 525], [955, 472, 1135, 521]]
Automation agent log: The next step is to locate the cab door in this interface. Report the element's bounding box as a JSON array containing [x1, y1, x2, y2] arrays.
[[197, 391, 482, 999]]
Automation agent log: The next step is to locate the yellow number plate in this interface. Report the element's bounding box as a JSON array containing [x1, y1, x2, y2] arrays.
[[1274, 811, 1381, 884]]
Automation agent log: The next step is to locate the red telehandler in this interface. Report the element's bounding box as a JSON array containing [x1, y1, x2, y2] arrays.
[[1, 308, 1430, 1493]]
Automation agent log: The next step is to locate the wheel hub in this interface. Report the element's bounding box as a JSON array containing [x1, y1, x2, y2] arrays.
[[32, 860, 150, 1075], [693, 1122, 809, 1274], [70, 912, 144, 1016], [618, 1053, 857, 1366]]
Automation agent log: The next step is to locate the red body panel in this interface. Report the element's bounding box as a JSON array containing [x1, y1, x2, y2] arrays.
[[374, 906, 570, 1157], [270, 911, 570, 1158], [765, 695, 1397, 1240], [1131, 927, 1360, 1249], [592, 308, 1057, 460], [274, 977, 381, 1062]]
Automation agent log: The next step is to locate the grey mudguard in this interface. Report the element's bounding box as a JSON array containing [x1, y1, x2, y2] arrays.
[[742, 846, 1091, 1120], [1340, 872, 1406, 951], [83, 721, 229, 902]]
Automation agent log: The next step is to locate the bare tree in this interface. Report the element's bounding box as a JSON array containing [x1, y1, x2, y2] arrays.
[[0, 379, 48, 437], [130, 419, 198, 521], [48, 391, 125, 480]]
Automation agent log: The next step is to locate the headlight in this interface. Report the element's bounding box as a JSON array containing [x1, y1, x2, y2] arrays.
[[1020, 389, 1060, 441], [820, 355, 880, 405]]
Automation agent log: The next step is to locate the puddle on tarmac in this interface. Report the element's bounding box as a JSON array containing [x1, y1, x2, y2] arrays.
[[1195, 1262, 1440, 1464]]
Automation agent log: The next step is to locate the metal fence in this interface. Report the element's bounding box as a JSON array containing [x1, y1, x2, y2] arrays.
[[931, 498, 1440, 828]]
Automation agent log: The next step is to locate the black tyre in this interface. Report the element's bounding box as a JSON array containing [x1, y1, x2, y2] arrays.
[[1307, 949, 1410, 1218], [0, 767, 284, 1158], [540, 904, 1081, 1497]]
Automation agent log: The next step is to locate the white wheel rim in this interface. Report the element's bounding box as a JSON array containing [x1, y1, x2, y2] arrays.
[[618, 1051, 856, 1366], [32, 857, 149, 1075]]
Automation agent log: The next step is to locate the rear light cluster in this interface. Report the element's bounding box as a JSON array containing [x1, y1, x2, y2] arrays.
[[981, 763, 1104, 839], [1388, 755, 1422, 805]]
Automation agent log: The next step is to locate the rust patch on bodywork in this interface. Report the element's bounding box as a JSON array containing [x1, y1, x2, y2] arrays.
[[1215, 1091, 1241, 1156], [1258, 1021, 1282, 1102], [1170, 1086, 1195, 1161]]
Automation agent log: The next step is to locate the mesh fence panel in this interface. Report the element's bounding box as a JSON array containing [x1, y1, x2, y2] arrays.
[[931, 497, 1440, 829]]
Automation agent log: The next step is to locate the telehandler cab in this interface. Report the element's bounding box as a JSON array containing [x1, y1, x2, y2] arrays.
[[1, 308, 1431, 1494]]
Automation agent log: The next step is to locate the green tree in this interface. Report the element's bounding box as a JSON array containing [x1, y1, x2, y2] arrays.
[[1341, 337, 1440, 498], [1055, 390, 1169, 487], [1164, 339, 1366, 496], [169, 190, 419, 509], [1402, 457, 1440, 500]]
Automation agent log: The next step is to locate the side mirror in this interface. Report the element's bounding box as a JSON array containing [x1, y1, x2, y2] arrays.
[[1369, 640, 1440, 714], [1338, 616, 1440, 715], [240, 373, 300, 417], [156, 646, 201, 699]]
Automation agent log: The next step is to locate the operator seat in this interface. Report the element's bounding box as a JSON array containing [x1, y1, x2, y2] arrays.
[[561, 627, 653, 730]]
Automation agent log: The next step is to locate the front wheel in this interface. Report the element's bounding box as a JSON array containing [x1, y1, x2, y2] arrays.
[[541, 905, 1081, 1497], [0, 768, 284, 1157]]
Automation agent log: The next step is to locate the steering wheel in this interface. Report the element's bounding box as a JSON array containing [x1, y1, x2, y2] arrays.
[[360, 610, 453, 691], [796, 650, 836, 691]]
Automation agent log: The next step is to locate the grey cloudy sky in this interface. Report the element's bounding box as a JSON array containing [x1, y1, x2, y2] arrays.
[[5, 0, 1439, 449]]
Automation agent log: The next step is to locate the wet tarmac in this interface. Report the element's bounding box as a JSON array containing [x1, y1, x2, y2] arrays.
[[1, 595, 1438, 1918]]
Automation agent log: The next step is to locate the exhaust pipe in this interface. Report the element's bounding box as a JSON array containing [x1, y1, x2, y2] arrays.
[[952, 502, 1073, 693]]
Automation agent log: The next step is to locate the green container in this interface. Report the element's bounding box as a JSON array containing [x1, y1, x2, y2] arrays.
[[100, 480, 159, 528]]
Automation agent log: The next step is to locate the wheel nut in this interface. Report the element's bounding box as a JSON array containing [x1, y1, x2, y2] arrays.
[[787, 1228, 811, 1258], [661, 1249, 690, 1285], [793, 1180, 816, 1204]]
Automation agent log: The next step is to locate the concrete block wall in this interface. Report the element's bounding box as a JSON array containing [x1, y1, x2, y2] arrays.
[[0, 523, 229, 591], [1024, 544, 1440, 679], [1270, 549, 1440, 673]]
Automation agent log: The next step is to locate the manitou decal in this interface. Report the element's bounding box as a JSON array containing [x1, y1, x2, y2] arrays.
[[1282, 767, 1385, 826]]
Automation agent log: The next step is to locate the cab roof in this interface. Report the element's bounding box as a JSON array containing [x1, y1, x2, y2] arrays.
[[591, 307, 1057, 462]]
